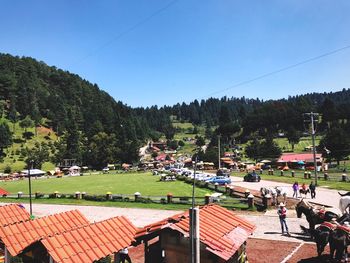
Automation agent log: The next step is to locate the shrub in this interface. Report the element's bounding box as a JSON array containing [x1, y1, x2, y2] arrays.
[[60, 194, 66, 199], [160, 198, 167, 204], [35, 192, 44, 199], [84, 194, 106, 202], [112, 196, 123, 201], [22, 131, 34, 140], [123, 197, 130, 202], [4, 165, 11, 174]]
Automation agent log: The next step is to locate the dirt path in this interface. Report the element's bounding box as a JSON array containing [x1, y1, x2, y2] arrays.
[[230, 175, 342, 211]]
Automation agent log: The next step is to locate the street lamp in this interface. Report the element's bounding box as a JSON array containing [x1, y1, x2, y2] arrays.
[[28, 160, 33, 217]]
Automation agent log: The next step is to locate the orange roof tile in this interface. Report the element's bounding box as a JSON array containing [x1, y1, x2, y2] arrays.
[[137, 204, 256, 261], [0, 204, 30, 227], [0, 210, 89, 256], [41, 216, 138, 263]]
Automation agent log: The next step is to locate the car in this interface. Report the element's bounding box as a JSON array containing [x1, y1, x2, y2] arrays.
[[205, 176, 231, 185], [243, 172, 261, 182], [216, 168, 230, 177]]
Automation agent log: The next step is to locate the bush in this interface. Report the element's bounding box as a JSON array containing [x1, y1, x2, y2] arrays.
[[22, 131, 34, 140], [60, 194, 66, 199], [84, 194, 107, 202], [138, 197, 153, 203], [35, 192, 44, 199], [178, 140, 185, 147], [112, 196, 123, 201], [4, 165, 11, 174], [185, 177, 194, 184], [123, 197, 130, 202], [160, 198, 167, 204], [48, 193, 57, 199]]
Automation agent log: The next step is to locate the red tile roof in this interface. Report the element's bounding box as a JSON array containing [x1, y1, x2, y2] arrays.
[[0, 188, 9, 196], [136, 204, 255, 261], [0, 210, 89, 256], [278, 153, 322, 163], [41, 216, 138, 263], [0, 204, 30, 227]]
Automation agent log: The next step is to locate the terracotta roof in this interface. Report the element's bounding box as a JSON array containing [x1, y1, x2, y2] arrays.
[[0, 210, 89, 256], [0, 204, 30, 227], [0, 188, 9, 196], [136, 204, 255, 261], [278, 153, 322, 163], [41, 216, 138, 263]]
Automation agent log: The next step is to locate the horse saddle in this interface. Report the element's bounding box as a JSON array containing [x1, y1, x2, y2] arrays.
[[337, 225, 350, 234], [320, 221, 337, 230]]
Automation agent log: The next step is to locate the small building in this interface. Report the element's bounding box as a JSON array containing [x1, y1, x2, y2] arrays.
[[0, 188, 9, 197], [40, 216, 138, 263], [21, 169, 46, 177], [136, 204, 256, 263], [0, 210, 89, 263]]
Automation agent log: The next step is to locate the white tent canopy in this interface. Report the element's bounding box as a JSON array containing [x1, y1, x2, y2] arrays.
[[21, 169, 46, 176]]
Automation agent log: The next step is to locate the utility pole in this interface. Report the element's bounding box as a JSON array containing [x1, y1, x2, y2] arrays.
[[28, 160, 33, 217], [218, 135, 221, 170], [304, 112, 319, 186], [190, 156, 200, 263]]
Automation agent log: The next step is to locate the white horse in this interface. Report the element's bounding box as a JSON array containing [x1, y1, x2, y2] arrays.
[[260, 187, 278, 204], [275, 186, 287, 204], [339, 196, 350, 214]]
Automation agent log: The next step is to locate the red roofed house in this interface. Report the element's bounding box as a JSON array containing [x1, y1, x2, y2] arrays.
[[0, 188, 9, 197], [136, 204, 255, 263], [0, 204, 30, 262], [40, 215, 138, 263], [0, 210, 89, 263]]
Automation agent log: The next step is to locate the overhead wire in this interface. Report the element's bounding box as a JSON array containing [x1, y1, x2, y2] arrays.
[[74, 0, 179, 65], [202, 44, 350, 99]]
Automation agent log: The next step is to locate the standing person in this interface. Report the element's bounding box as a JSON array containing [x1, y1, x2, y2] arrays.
[[309, 181, 316, 199], [277, 202, 290, 236], [119, 247, 132, 263], [292, 182, 299, 198]]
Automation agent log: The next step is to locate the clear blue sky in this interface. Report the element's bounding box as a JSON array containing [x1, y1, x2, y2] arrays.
[[1, 0, 350, 107]]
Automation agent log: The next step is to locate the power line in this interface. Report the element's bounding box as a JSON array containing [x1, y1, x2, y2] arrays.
[[204, 44, 350, 99], [74, 0, 179, 65]]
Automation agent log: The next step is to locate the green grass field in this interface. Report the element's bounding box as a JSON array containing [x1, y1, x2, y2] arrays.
[[0, 172, 212, 196]]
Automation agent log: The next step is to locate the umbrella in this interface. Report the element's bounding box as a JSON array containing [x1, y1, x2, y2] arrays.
[[260, 160, 271, 163], [297, 161, 305, 165]]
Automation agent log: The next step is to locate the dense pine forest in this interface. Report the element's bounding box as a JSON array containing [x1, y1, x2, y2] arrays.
[[1, 53, 350, 169]]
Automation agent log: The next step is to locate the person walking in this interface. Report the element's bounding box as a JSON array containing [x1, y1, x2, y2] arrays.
[[292, 182, 299, 198], [309, 181, 316, 199], [277, 202, 290, 236], [119, 247, 132, 263]]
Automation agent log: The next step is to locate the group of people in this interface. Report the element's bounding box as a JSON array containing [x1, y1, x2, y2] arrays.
[[292, 181, 316, 199]]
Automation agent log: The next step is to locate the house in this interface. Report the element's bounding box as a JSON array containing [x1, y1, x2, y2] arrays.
[[135, 204, 256, 263], [0, 188, 9, 197], [0, 204, 31, 263], [40, 216, 138, 263], [0, 210, 89, 263], [277, 153, 323, 169]]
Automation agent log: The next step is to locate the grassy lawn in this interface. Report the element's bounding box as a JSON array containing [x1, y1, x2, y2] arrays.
[[0, 172, 212, 196], [232, 171, 350, 191]]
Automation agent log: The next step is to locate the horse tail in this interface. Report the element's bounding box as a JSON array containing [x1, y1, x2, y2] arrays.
[[338, 192, 346, 196]]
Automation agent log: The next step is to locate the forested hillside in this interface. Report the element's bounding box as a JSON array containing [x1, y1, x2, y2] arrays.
[[0, 53, 171, 168], [1, 53, 350, 169]]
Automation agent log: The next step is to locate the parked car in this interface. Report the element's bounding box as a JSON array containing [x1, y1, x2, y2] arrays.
[[216, 168, 230, 177], [205, 176, 231, 185], [243, 172, 261, 182]]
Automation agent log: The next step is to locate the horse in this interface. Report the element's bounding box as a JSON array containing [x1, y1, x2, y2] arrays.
[[296, 199, 338, 230], [339, 196, 350, 214], [275, 186, 287, 204], [310, 223, 335, 257], [260, 187, 277, 205], [329, 227, 350, 262], [299, 188, 310, 198]]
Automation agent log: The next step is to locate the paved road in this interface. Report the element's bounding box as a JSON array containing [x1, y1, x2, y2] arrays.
[[230, 175, 342, 212]]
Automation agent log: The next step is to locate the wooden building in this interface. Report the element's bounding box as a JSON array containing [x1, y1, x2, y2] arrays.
[[136, 204, 256, 263]]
